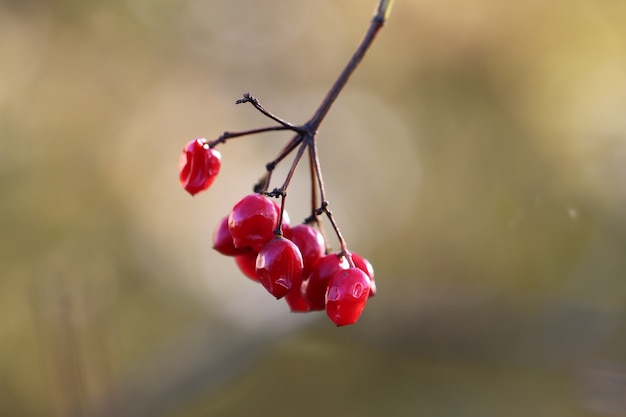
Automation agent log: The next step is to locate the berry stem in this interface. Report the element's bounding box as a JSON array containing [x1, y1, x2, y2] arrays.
[[237, 92, 303, 132], [308, 145, 319, 222], [308, 137, 353, 265], [275, 193, 287, 236], [259, 134, 304, 192], [209, 125, 294, 147], [277, 139, 309, 194], [306, 145, 331, 252]]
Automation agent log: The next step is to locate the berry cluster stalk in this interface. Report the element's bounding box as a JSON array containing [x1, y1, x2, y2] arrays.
[[208, 0, 393, 262]]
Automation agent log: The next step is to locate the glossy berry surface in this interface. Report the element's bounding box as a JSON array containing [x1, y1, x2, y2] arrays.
[[302, 253, 349, 311], [351, 252, 376, 297], [213, 216, 249, 256], [325, 267, 371, 326], [256, 237, 303, 299], [179, 138, 221, 196], [234, 250, 259, 281], [228, 194, 278, 251], [286, 224, 325, 276]]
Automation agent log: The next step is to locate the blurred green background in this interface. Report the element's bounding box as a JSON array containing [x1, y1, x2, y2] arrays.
[[2, 0, 626, 416]]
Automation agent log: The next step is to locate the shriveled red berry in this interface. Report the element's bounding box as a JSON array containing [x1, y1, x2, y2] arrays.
[[350, 252, 376, 297], [325, 267, 371, 326], [302, 253, 349, 311], [234, 250, 259, 282], [286, 224, 325, 276], [284, 287, 310, 312], [179, 138, 221, 196], [228, 194, 278, 251], [213, 216, 249, 256], [256, 237, 303, 299]]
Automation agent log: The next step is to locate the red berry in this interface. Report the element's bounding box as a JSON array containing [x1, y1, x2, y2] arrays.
[[325, 267, 371, 326], [213, 216, 249, 256], [256, 237, 303, 299], [286, 224, 325, 276], [284, 287, 310, 312], [179, 138, 221, 196], [302, 253, 349, 311], [234, 250, 259, 281], [350, 252, 376, 297], [228, 194, 278, 251]]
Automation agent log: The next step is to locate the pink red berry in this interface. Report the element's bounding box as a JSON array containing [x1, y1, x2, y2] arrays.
[[286, 224, 325, 276], [228, 194, 278, 251], [302, 253, 349, 311], [213, 216, 249, 256], [234, 250, 259, 282], [350, 252, 376, 297], [284, 287, 310, 312], [256, 237, 303, 299], [325, 267, 371, 326], [179, 138, 221, 196]]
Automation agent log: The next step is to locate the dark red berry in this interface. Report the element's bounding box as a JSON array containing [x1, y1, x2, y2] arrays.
[[228, 194, 278, 251], [325, 267, 371, 326], [286, 224, 325, 277], [179, 138, 221, 196], [284, 287, 310, 312], [256, 237, 303, 299], [213, 216, 249, 256], [350, 252, 376, 297], [302, 253, 349, 311], [234, 250, 259, 282]]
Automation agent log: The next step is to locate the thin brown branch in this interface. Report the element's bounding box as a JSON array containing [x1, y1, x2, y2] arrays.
[[306, 0, 391, 130]]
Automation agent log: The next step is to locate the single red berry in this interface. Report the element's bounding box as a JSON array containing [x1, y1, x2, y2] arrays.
[[234, 250, 259, 282], [179, 138, 221, 196], [350, 252, 376, 297], [228, 194, 278, 251], [284, 287, 310, 312], [256, 237, 303, 299], [325, 267, 371, 326], [286, 224, 325, 276], [302, 253, 349, 311], [213, 216, 249, 256]]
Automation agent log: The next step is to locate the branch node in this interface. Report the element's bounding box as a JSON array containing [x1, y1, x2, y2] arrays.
[[315, 201, 330, 216], [264, 188, 286, 199], [236, 92, 255, 105]]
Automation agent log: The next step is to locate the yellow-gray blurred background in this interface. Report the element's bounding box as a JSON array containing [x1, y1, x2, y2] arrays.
[[2, 0, 626, 416]]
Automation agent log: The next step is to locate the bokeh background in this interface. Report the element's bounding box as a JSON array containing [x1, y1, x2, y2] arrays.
[[2, 0, 626, 416]]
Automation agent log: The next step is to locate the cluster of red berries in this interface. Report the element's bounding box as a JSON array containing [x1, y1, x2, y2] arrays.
[[179, 138, 376, 326], [176, 0, 392, 326]]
